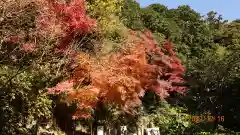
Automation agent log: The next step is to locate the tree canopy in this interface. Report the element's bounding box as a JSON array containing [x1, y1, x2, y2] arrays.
[[1, 0, 240, 134]]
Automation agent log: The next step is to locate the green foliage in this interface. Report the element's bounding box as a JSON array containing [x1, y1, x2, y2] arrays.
[[152, 102, 192, 135], [86, 0, 127, 42], [132, 2, 240, 134], [140, 7, 172, 37], [141, 91, 192, 134], [184, 46, 240, 132], [152, 32, 166, 46], [120, 0, 144, 30], [220, 20, 240, 48], [0, 65, 53, 134], [148, 4, 168, 16]]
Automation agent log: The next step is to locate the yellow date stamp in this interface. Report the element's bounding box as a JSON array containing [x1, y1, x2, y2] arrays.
[[184, 115, 224, 123]]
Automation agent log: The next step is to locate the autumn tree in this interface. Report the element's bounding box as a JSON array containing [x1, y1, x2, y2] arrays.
[[0, 0, 96, 134], [47, 29, 186, 120]]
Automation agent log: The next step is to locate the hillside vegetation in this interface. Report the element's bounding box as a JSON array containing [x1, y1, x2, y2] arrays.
[[0, 0, 240, 134]]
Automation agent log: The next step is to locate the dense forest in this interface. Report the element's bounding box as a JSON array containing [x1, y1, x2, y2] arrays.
[[1, 0, 240, 134]]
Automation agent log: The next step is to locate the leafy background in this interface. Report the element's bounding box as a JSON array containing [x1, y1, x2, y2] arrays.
[[1, 0, 240, 134]]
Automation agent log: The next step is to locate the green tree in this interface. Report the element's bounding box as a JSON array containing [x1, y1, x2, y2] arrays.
[[120, 0, 144, 30]]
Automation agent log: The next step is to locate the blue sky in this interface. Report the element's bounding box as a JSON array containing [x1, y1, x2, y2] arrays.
[[139, 0, 240, 21]]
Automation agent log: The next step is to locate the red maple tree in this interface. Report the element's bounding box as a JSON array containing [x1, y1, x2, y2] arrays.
[[48, 30, 186, 119], [36, 0, 96, 52]]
